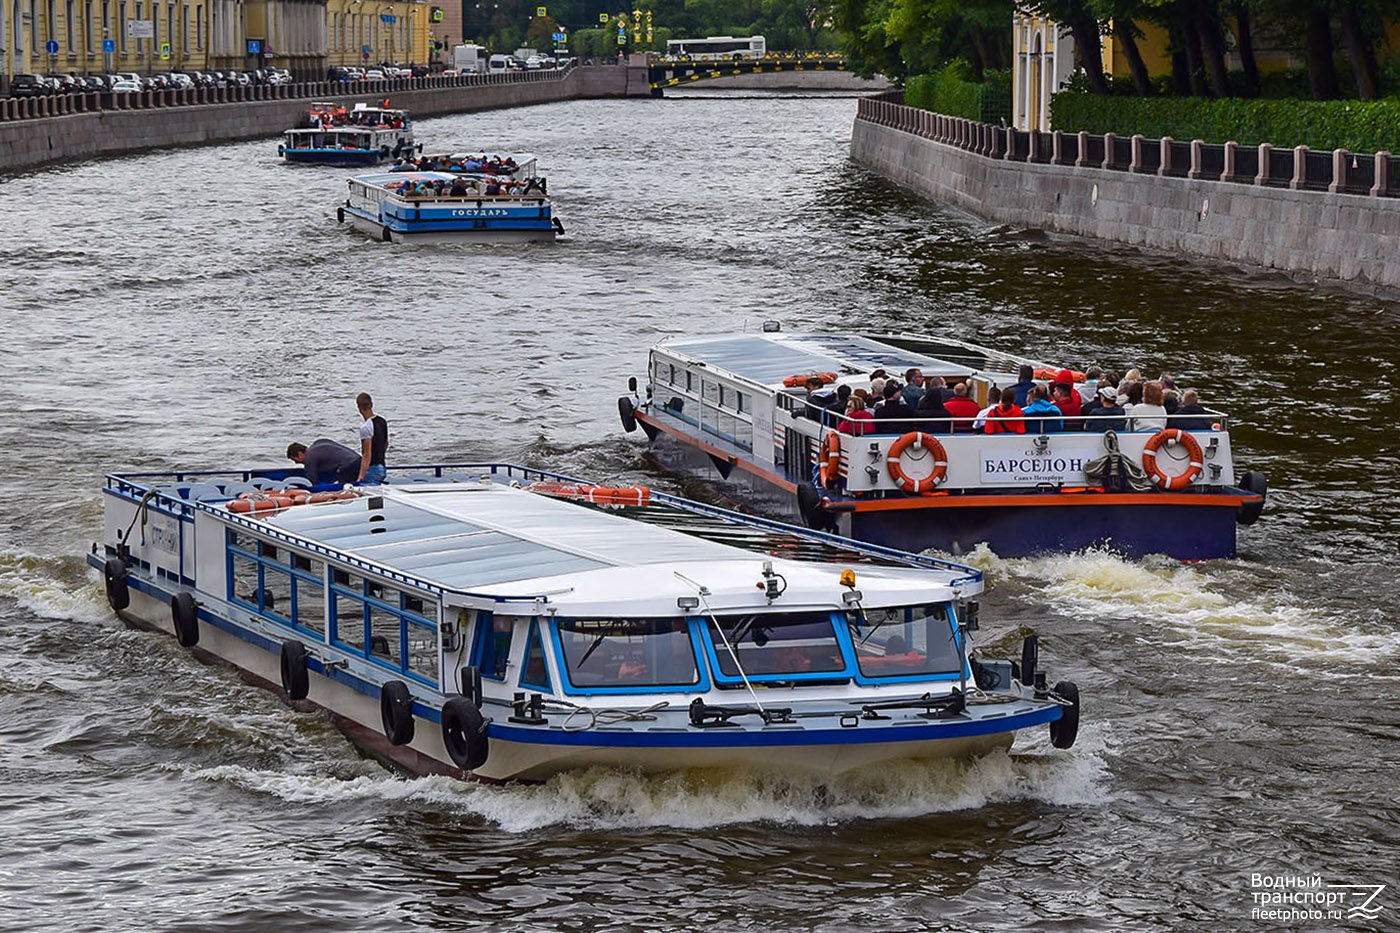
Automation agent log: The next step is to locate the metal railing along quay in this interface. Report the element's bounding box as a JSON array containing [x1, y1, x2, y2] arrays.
[[0, 66, 572, 123], [858, 91, 1400, 199]]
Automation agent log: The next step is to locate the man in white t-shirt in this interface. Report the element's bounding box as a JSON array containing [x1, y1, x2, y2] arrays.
[[355, 392, 389, 485]]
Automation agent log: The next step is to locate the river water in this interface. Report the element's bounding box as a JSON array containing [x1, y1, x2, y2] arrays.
[[1, 91, 1396, 932]]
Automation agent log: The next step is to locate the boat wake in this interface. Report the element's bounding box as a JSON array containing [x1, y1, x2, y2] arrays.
[[0, 548, 106, 622], [181, 733, 1110, 833], [954, 543, 1400, 675]]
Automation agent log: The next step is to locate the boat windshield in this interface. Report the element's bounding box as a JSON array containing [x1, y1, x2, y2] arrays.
[[848, 603, 962, 678], [557, 618, 699, 688], [705, 611, 845, 679]]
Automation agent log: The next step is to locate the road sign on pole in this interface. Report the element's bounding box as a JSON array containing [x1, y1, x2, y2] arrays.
[[45, 39, 59, 55], [159, 41, 171, 60]]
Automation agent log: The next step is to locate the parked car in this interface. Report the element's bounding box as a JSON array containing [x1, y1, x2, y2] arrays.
[[363, 69, 386, 81], [110, 81, 143, 94], [46, 73, 84, 93], [10, 74, 54, 97]]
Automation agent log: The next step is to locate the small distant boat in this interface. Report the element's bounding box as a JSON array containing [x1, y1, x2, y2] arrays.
[[618, 326, 1268, 560], [278, 100, 417, 167], [89, 462, 1080, 783], [337, 152, 563, 243]]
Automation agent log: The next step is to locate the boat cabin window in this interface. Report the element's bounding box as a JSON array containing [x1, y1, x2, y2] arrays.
[[227, 531, 328, 636], [849, 604, 962, 679], [292, 556, 326, 636], [471, 613, 517, 681], [520, 619, 552, 691], [557, 618, 699, 690], [705, 611, 845, 682], [330, 570, 440, 686]]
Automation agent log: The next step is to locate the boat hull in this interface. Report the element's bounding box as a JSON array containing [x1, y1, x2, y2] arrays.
[[340, 206, 559, 244], [638, 410, 1249, 560], [282, 150, 388, 167], [92, 557, 1050, 783]]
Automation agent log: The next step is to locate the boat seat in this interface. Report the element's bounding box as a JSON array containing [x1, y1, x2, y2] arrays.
[[221, 481, 257, 497]]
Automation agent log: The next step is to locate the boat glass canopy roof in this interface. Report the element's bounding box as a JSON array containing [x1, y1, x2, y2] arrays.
[[657, 334, 978, 387]]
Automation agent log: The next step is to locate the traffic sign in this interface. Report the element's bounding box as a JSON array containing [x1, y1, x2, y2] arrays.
[[598, 12, 607, 22], [102, 38, 115, 52], [247, 39, 261, 53], [45, 39, 58, 54], [379, 14, 395, 24], [159, 41, 170, 60], [536, 6, 546, 15], [552, 32, 565, 41]]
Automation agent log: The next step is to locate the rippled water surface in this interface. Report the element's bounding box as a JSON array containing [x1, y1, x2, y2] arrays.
[[1, 93, 1397, 932]]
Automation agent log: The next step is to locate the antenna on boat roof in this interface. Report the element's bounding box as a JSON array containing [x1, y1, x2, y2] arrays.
[[674, 571, 766, 715]]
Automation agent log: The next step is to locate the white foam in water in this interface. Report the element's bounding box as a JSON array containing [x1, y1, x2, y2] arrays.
[[181, 727, 1112, 832], [987, 545, 1400, 672], [0, 547, 110, 622]]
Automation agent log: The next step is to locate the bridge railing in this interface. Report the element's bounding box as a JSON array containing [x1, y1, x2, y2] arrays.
[[0, 64, 576, 124], [856, 92, 1400, 199]]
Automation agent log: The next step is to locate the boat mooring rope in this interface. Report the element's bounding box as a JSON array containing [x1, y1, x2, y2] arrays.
[[541, 699, 671, 733]]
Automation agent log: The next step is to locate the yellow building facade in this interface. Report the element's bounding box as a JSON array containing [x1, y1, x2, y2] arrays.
[[1, 0, 426, 80]]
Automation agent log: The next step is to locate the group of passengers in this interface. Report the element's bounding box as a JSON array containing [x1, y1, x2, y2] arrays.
[[388, 153, 525, 177], [387, 174, 547, 199], [308, 106, 406, 130], [809, 364, 1214, 436]]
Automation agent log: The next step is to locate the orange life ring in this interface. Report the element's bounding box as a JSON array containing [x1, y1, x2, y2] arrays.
[[1141, 429, 1204, 491], [228, 494, 294, 513], [1034, 367, 1086, 383], [886, 432, 949, 493], [306, 490, 362, 504], [818, 432, 842, 488], [526, 482, 650, 506], [782, 371, 838, 388]]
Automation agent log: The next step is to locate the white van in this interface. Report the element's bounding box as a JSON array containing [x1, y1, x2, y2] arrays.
[[488, 54, 510, 74]]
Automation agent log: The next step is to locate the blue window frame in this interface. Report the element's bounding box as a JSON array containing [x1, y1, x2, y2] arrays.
[[701, 610, 852, 685], [847, 603, 964, 684], [520, 618, 552, 691], [554, 617, 706, 695], [329, 567, 439, 688], [470, 611, 515, 681]]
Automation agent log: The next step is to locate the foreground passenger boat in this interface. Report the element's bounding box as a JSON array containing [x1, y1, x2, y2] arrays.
[[337, 153, 562, 243], [278, 101, 417, 166], [618, 328, 1268, 560], [89, 463, 1079, 783]]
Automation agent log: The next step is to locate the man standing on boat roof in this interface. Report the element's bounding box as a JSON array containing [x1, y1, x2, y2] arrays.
[[286, 439, 360, 485], [356, 392, 389, 485]]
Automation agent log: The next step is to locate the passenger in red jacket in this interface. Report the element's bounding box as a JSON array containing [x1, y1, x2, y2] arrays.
[[983, 387, 1025, 435], [943, 382, 983, 432]]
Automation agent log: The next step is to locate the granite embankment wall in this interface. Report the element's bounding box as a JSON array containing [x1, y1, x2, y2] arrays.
[[0, 65, 644, 173], [850, 96, 1400, 293]]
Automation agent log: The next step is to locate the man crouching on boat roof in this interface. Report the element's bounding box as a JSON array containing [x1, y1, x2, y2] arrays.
[[286, 439, 360, 486]]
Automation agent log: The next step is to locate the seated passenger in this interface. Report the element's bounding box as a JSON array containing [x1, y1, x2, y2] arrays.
[[873, 381, 915, 433], [1021, 385, 1064, 433], [838, 395, 874, 435], [982, 387, 1025, 435], [915, 386, 954, 435], [1052, 382, 1083, 429], [1130, 381, 1169, 431], [825, 384, 852, 421], [943, 382, 982, 432], [616, 657, 647, 680], [1010, 364, 1036, 407], [1091, 385, 1126, 432], [1170, 388, 1212, 431]]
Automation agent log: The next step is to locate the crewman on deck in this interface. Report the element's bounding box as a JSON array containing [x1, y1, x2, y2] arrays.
[[287, 439, 361, 485]]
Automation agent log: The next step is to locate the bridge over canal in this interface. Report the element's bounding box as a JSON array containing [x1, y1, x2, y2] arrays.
[[647, 53, 850, 94]]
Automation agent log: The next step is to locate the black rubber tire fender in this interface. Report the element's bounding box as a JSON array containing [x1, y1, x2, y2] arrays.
[[1020, 635, 1038, 687], [104, 558, 130, 611], [380, 680, 415, 746], [171, 591, 199, 647], [796, 481, 824, 530], [280, 640, 310, 701], [381, 225, 392, 243], [1049, 680, 1080, 749], [336, 207, 345, 224], [440, 696, 489, 770], [618, 396, 638, 433], [1237, 470, 1267, 526]]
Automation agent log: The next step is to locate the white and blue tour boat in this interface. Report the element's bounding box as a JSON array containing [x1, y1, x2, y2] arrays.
[[279, 101, 417, 167], [337, 153, 563, 243], [89, 462, 1079, 782], [618, 327, 1267, 560]]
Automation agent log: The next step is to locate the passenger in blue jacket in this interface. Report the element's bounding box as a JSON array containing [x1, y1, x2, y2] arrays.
[[1020, 385, 1064, 433]]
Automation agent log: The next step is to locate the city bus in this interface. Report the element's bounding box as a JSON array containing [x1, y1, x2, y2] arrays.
[[664, 36, 766, 61]]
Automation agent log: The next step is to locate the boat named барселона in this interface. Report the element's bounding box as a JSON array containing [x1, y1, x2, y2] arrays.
[[617, 326, 1267, 560], [89, 462, 1079, 783], [278, 100, 417, 167], [337, 152, 563, 244]]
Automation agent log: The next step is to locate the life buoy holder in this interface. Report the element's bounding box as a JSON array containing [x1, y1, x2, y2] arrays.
[[782, 371, 838, 388], [280, 640, 310, 701], [886, 432, 949, 493], [380, 680, 415, 746], [441, 696, 490, 770], [104, 557, 130, 611], [818, 431, 842, 488], [171, 591, 199, 647], [1141, 429, 1204, 491]]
